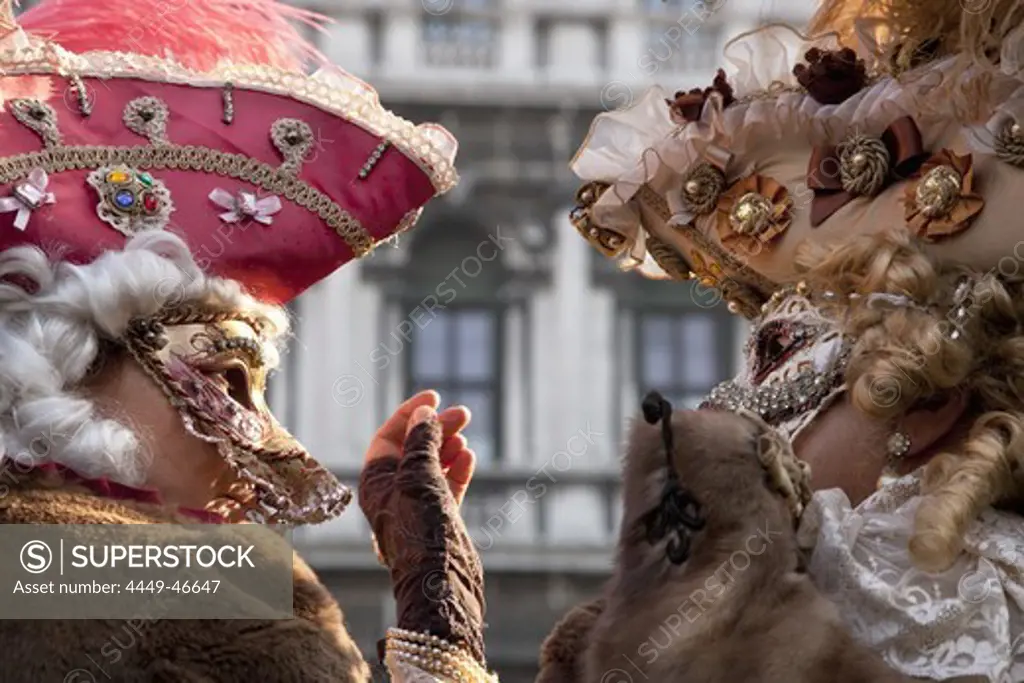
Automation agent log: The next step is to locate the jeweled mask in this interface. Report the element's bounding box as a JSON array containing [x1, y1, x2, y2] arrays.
[[701, 288, 852, 442], [121, 305, 350, 525]]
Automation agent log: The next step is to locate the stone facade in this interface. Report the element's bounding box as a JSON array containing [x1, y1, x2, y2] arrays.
[[272, 1, 815, 680], [9, 0, 811, 679]]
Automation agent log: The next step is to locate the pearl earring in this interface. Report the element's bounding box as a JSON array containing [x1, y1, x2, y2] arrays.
[[878, 430, 912, 489], [886, 431, 911, 461]]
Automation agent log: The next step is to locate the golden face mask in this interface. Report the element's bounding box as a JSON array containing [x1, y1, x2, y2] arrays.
[[121, 308, 351, 524]]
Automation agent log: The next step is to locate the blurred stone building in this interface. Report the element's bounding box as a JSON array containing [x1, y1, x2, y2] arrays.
[[287, 0, 809, 680], [3, 0, 811, 678], [13, 0, 812, 678]]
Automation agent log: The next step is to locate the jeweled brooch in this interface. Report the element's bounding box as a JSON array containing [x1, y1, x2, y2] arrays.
[[87, 166, 174, 236]]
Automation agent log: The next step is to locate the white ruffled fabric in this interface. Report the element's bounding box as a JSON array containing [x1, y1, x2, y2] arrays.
[[571, 22, 1024, 267], [798, 473, 1024, 682]]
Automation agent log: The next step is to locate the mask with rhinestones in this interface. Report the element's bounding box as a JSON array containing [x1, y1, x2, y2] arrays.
[[122, 309, 351, 525], [701, 292, 852, 442]]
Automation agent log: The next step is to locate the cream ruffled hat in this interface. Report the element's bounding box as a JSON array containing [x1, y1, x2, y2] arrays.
[[570, 1, 1024, 318]]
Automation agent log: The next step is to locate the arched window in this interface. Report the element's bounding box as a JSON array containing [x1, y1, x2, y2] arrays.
[[375, 212, 512, 466]]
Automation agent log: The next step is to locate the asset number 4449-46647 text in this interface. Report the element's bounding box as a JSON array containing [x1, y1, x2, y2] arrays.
[[125, 580, 220, 593]]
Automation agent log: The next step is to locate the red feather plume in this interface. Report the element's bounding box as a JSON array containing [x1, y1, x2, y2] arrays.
[[15, 0, 332, 72]]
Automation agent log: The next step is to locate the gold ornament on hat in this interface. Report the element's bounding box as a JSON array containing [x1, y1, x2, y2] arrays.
[[730, 192, 774, 235], [994, 120, 1024, 167], [569, 181, 627, 256], [807, 116, 926, 227], [915, 166, 961, 217], [87, 166, 175, 236], [837, 134, 890, 197], [678, 161, 725, 217], [633, 184, 779, 319], [716, 174, 792, 254], [904, 150, 984, 240]]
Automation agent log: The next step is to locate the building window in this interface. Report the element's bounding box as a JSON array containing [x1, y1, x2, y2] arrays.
[[644, 24, 720, 73], [367, 212, 511, 467], [607, 264, 737, 413], [422, 0, 499, 68], [635, 310, 731, 409], [641, 0, 721, 73], [406, 307, 502, 466], [642, 0, 687, 9]]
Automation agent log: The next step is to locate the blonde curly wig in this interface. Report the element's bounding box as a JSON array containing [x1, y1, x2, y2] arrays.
[[809, 0, 1024, 74], [794, 228, 1024, 573]]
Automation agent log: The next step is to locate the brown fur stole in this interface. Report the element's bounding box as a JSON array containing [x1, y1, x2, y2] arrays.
[[539, 408, 916, 683], [0, 472, 369, 682]]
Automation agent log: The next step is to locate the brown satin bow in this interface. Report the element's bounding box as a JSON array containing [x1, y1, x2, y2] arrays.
[[808, 116, 928, 227]]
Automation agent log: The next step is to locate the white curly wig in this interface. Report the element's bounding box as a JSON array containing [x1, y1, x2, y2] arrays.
[[0, 231, 289, 487]]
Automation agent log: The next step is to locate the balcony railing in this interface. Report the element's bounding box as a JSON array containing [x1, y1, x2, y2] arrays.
[[306, 1, 817, 104], [294, 469, 622, 573], [422, 15, 500, 68]]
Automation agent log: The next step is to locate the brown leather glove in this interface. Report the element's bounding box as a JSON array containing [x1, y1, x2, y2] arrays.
[[359, 416, 486, 664]]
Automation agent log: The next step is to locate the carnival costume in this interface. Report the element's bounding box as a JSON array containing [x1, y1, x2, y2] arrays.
[[0, 1, 492, 681], [549, 1, 1024, 681]]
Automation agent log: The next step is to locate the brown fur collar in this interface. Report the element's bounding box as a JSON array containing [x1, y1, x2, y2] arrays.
[[536, 598, 605, 683], [583, 409, 913, 683], [0, 473, 369, 682]]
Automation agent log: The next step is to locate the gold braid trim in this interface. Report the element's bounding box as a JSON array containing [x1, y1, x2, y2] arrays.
[[0, 45, 458, 194], [205, 480, 259, 522], [0, 144, 375, 256], [645, 236, 691, 280], [153, 305, 269, 337]]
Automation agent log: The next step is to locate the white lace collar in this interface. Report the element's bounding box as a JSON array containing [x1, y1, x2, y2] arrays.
[[797, 473, 1024, 682]]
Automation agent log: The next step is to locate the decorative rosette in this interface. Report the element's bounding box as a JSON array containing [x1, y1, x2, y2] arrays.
[[904, 150, 984, 240], [668, 161, 728, 227], [569, 181, 628, 256], [993, 118, 1024, 167], [808, 116, 927, 227], [965, 85, 1024, 167], [715, 174, 792, 254]]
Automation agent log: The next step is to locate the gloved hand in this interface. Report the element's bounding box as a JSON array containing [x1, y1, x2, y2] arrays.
[[359, 392, 485, 664]]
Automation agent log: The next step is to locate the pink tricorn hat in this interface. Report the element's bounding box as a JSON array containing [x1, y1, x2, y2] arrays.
[[0, 0, 458, 304]]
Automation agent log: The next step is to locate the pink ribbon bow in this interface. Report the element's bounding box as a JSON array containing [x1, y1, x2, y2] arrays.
[[0, 169, 56, 231], [209, 188, 282, 225]]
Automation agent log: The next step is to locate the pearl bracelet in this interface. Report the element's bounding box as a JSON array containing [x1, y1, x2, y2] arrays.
[[385, 628, 495, 682]]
